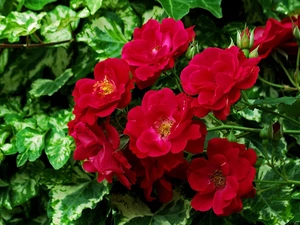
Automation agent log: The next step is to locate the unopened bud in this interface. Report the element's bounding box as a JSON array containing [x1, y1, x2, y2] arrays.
[[293, 26, 300, 41], [227, 129, 237, 142], [259, 121, 283, 141], [185, 41, 199, 60], [249, 46, 259, 58], [237, 27, 255, 49]]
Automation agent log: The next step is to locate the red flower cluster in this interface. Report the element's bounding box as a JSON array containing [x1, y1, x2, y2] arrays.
[[122, 18, 195, 89], [69, 17, 258, 216], [180, 46, 260, 120], [252, 16, 300, 58], [188, 138, 256, 216]]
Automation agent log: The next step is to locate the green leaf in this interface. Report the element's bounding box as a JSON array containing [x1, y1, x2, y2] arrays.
[[15, 127, 45, 167], [40, 5, 79, 42], [0, 47, 72, 94], [48, 109, 74, 131], [0, 11, 46, 42], [48, 180, 109, 225], [247, 136, 287, 159], [102, 0, 140, 39], [0, 188, 12, 210], [0, 49, 9, 74], [253, 96, 298, 106], [113, 191, 191, 225], [142, 6, 166, 24], [84, 0, 103, 15], [10, 172, 37, 207], [77, 16, 128, 60], [45, 128, 74, 170], [243, 164, 294, 225], [29, 68, 73, 97], [24, 0, 57, 10], [68, 44, 98, 85], [157, 0, 222, 20]]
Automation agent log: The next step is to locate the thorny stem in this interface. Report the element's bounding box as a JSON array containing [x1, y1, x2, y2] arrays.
[[0, 39, 73, 49], [258, 76, 298, 91], [207, 125, 300, 134], [277, 59, 299, 90], [254, 179, 300, 185], [241, 100, 300, 127]]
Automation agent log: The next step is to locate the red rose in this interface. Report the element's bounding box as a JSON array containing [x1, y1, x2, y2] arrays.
[[124, 88, 207, 158], [132, 152, 187, 202], [187, 138, 257, 216], [72, 58, 134, 125], [180, 46, 260, 120], [252, 17, 298, 58], [121, 18, 195, 89], [71, 120, 136, 189]]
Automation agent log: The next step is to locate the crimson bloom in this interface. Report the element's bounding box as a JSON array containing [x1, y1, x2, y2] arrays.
[[252, 16, 299, 58], [180, 46, 260, 120], [188, 138, 257, 216], [124, 88, 207, 158], [72, 58, 134, 125], [130, 151, 188, 202], [122, 18, 195, 89], [71, 120, 136, 189]]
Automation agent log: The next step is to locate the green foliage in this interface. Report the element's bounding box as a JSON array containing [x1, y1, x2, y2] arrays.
[[157, 0, 222, 20], [0, 0, 300, 224]]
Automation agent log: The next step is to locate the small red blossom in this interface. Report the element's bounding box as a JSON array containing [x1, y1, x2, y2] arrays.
[[121, 18, 195, 89], [124, 88, 207, 158], [180, 46, 260, 120], [72, 58, 134, 125], [71, 120, 136, 189], [131, 152, 188, 202], [188, 138, 257, 216], [252, 16, 299, 58]]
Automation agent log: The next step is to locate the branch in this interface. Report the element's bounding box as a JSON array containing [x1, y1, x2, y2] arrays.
[[0, 39, 73, 49]]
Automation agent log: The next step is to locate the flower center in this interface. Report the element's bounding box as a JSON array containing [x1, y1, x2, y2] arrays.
[[154, 118, 174, 138], [210, 170, 226, 189], [93, 77, 115, 96], [152, 45, 162, 55]]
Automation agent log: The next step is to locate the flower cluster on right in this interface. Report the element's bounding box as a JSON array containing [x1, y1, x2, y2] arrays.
[[68, 15, 300, 216]]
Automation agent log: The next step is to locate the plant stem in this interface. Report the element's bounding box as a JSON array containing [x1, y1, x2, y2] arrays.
[[254, 179, 300, 185], [295, 46, 300, 89], [207, 125, 260, 133], [0, 39, 73, 49], [241, 100, 300, 126], [174, 74, 183, 92], [278, 60, 299, 89], [258, 76, 298, 91], [207, 125, 300, 134]]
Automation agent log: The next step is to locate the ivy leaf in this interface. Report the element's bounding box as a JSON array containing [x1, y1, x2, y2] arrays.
[[113, 191, 191, 225], [24, 0, 57, 10], [15, 127, 45, 167], [243, 164, 294, 225], [48, 109, 74, 131], [247, 135, 287, 159], [84, 0, 103, 15], [0, 11, 46, 43], [142, 6, 166, 24], [48, 180, 109, 225], [253, 96, 298, 105], [29, 69, 73, 98], [77, 17, 128, 60], [68, 44, 98, 85], [44, 128, 74, 170], [9, 161, 44, 207], [40, 5, 79, 42], [157, 0, 222, 20]]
